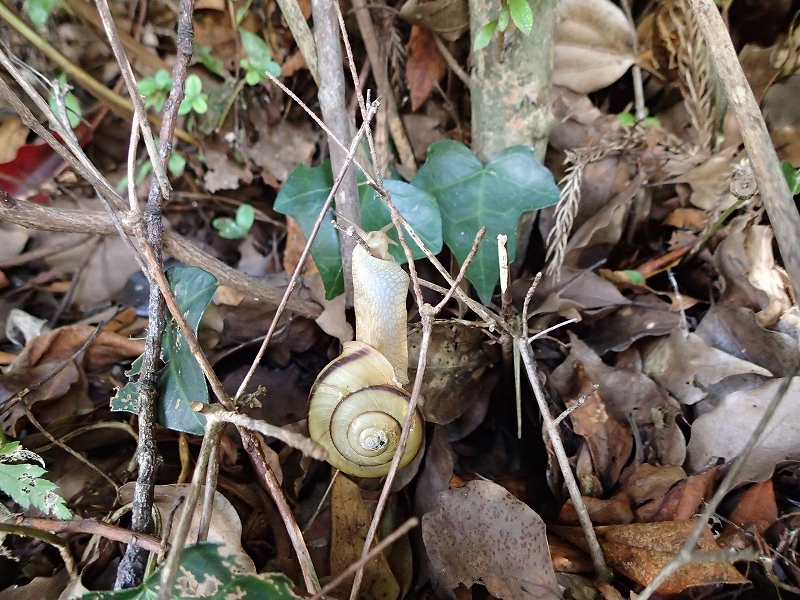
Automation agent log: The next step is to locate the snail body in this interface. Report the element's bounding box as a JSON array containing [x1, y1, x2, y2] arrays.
[[308, 229, 423, 477]]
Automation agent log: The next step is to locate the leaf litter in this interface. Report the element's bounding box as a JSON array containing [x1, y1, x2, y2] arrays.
[[3, 0, 800, 598]]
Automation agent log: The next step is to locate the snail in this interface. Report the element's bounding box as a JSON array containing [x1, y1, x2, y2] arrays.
[[307, 228, 424, 477]]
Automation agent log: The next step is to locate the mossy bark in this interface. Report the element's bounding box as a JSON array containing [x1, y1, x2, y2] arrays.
[[468, 0, 559, 163]]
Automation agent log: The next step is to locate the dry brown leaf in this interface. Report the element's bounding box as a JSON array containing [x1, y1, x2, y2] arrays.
[[696, 305, 800, 378], [567, 363, 633, 491], [550, 333, 686, 466], [330, 475, 400, 600], [406, 26, 448, 111], [728, 480, 777, 537], [687, 377, 800, 487], [558, 494, 634, 526], [398, 0, 469, 42], [0, 117, 30, 164], [643, 330, 772, 405], [248, 122, 318, 182], [635, 467, 719, 523], [204, 148, 253, 193], [663, 207, 708, 231], [552, 521, 748, 594], [554, 0, 636, 94], [621, 463, 687, 506], [119, 483, 256, 572], [422, 480, 560, 600]]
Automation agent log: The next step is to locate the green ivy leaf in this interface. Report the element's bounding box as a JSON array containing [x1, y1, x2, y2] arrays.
[[27, 0, 57, 29], [77, 543, 302, 600], [273, 161, 343, 299], [508, 0, 533, 35], [111, 267, 217, 435], [473, 20, 498, 51], [412, 141, 559, 304], [358, 178, 442, 263], [0, 442, 71, 519]]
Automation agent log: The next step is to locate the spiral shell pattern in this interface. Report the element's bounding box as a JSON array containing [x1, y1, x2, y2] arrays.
[[308, 342, 424, 477]]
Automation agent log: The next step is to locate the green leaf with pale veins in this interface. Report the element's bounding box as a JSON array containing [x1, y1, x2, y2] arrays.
[[77, 543, 303, 599], [411, 141, 559, 304], [111, 267, 217, 435], [473, 20, 498, 50], [0, 442, 71, 519]]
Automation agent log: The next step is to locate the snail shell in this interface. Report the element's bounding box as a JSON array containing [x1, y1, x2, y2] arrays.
[[308, 341, 424, 477]]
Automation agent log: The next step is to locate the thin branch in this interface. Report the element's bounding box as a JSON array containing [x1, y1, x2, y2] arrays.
[[517, 338, 611, 581], [10, 517, 162, 553], [0, 523, 77, 577], [687, 0, 800, 297]]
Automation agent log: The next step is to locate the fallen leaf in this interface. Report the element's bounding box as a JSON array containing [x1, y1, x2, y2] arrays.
[[247, 122, 318, 182], [119, 483, 256, 572], [0, 224, 30, 264], [643, 330, 771, 405], [554, 0, 636, 94], [411, 322, 500, 426], [406, 26, 448, 111], [558, 493, 634, 526], [422, 480, 560, 600], [552, 520, 748, 594], [695, 305, 800, 378], [0, 117, 30, 165], [331, 475, 400, 600], [687, 377, 800, 487], [566, 363, 633, 491], [635, 467, 719, 523], [204, 148, 253, 193], [550, 333, 686, 467], [621, 463, 686, 506], [728, 480, 777, 537]]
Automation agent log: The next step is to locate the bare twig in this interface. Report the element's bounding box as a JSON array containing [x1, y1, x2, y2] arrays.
[[94, 0, 170, 199], [273, 0, 320, 84], [517, 337, 611, 581], [0, 195, 321, 317], [433, 34, 470, 86], [0, 523, 77, 577], [9, 517, 162, 553], [687, 0, 800, 297], [155, 423, 223, 600]]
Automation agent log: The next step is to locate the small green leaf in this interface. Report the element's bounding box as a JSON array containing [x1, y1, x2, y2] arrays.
[[111, 267, 217, 435], [212, 218, 245, 239], [192, 95, 208, 114], [155, 70, 173, 88], [265, 61, 282, 78], [273, 161, 343, 299], [0, 442, 71, 519], [782, 160, 800, 195], [185, 73, 202, 96], [508, 0, 533, 35], [236, 204, 255, 230], [27, 0, 57, 29], [194, 45, 227, 78], [498, 3, 510, 31], [245, 69, 262, 86], [240, 30, 273, 66], [618, 111, 635, 128], [620, 269, 646, 285], [412, 141, 559, 304], [168, 153, 186, 176], [235, 5, 248, 24], [473, 20, 498, 51]]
